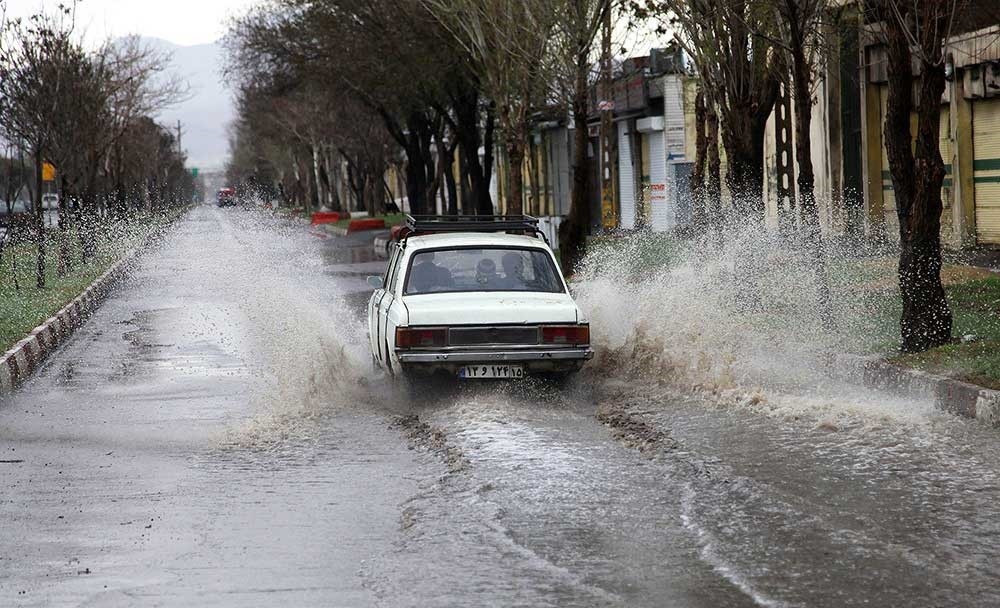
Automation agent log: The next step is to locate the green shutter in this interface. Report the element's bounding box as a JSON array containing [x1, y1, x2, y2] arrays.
[[973, 98, 1000, 245]]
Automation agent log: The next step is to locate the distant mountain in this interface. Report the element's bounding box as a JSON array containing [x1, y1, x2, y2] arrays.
[[136, 37, 233, 172]]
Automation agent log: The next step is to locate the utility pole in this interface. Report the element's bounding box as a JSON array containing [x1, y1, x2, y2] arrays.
[[176, 121, 184, 157], [599, 2, 617, 230]]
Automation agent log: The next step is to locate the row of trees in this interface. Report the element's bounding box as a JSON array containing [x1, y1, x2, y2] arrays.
[[224, 0, 609, 271], [0, 3, 192, 289], [227, 0, 981, 354], [636, 0, 981, 353]]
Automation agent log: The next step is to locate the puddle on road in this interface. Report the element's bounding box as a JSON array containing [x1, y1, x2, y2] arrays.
[[170, 208, 1000, 607], [361, 387, 758, 608]]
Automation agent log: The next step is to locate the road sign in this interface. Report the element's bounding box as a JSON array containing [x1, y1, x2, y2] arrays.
[[190, 168, 199, 177], [42, 162, 56, 182]]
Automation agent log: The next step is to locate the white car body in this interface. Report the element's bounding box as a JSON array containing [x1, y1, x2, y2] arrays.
[[367, 231, 593, 379]]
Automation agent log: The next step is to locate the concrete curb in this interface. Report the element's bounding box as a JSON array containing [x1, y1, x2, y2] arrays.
[[322, 224, 349, 237], [828, 352, 1000, 427], [0, 218, 176, 398]]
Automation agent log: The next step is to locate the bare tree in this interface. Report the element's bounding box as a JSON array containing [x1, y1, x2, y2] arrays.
[[868, 0, 954, 352], [690, 87, 708, 228], [226, 0, 477, 216], [0, 7, 79, 287], [99, 37, 188, 219], [423, 0, 558, 215], [552, 0, 611, 275], [636, 0, 781, 222]]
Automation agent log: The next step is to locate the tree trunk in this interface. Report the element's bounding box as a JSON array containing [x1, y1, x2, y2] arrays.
[[402, 112, 434, 215], [506, 139, 525, 216], [706, 103, 722, 232], [373, 154, 386, 215], [789, 32, 834, 328], [559, 50, 593, 276], [33, 151, 46, 289], [721, 114, 768, 222], [404, 152, 426, 215], [719, 68, 779, 224], [290, 149, 304, 207], [481, 103, 496, 214], [453, 89, 494, 215], [57, 174, 71, 276], [884, 5, 952, 353], [690, 89, 708, 230], [458, 151, 473, 214], [311, 142, 325, 212], [417, 115, 439, 213], [444, 144, 459, 216], [791, 65, 817, 225]]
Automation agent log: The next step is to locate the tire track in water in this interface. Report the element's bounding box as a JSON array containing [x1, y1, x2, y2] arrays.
[[365, 385, 760, 608]]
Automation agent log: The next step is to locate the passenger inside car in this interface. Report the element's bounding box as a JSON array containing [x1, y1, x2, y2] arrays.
[[409, 251, 454, 292], [498, 252, 527, 290], [476, 258, 500, 287]]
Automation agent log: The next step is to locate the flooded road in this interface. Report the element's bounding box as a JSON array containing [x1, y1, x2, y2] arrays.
[[3, 205, 1000, 607]]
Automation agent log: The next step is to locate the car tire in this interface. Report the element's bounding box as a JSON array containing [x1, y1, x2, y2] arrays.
[[384, 340, 394, 377]]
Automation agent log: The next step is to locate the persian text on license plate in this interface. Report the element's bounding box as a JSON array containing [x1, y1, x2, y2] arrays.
[[458, 365, 524, 379]]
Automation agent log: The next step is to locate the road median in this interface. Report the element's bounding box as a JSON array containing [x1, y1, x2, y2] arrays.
[[0, 209, 187, 396]]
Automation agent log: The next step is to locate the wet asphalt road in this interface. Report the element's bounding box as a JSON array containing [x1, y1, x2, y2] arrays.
[[3, 205, 1000, 607]]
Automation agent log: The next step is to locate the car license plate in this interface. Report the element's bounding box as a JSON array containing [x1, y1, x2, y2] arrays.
[[458, 365, 524, 379]]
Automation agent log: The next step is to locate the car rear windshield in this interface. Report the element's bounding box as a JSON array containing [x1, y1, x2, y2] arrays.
[[404, 247, 564, 295]]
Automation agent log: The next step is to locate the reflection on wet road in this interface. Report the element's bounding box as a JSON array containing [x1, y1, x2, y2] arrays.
[[2, 205, 1000, 607]]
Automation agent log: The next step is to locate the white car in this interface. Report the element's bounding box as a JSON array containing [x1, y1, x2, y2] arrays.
[[367, 216, 593, 382]]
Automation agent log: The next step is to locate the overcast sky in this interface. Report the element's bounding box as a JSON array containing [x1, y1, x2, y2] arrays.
[[5, 0, 255, 46]]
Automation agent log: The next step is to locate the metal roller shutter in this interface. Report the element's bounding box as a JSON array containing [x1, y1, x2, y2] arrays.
[[973, 98, 1000, 245], [647, 132, 671, 231], [618, 122, 636, 230]]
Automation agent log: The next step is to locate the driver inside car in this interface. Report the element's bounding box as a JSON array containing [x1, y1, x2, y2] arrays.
[[409, 251, 454, 292]]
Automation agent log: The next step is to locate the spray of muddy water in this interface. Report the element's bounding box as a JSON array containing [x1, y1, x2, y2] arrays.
[[202, 210, 383, 450], [573, 225, 936, 425]]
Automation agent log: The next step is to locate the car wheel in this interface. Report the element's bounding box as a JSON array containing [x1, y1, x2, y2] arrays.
[[384, 340, 394, 377]]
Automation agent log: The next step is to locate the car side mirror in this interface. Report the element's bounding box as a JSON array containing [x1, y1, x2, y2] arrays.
[[367, 276, 384, 289]]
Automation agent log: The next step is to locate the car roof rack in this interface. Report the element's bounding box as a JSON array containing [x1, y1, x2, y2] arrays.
[[399, 214, 548, 243]]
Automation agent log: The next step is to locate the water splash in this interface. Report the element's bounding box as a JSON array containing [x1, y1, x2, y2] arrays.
[[203, 209, 388, 450], [574, 225, 928, 424]]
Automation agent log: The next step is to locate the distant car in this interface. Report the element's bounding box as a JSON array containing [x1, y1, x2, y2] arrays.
[[367, 215, 593, 383], [42, 194, 59, 210], [217, 188, 237, 207]]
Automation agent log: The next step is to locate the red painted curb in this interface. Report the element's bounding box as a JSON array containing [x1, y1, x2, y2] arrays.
[[310, 211, 345, 226], [347, 218, 386, 233]]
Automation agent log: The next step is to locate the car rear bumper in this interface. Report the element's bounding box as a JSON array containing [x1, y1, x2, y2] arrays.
[[397, 347, 593, 375]]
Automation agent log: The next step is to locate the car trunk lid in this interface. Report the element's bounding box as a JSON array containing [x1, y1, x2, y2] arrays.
[[402, 291, 579, 326]]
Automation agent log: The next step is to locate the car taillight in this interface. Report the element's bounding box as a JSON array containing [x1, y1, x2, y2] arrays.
[[396, 327, 447, 349], [541, 324, 590, 346]]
